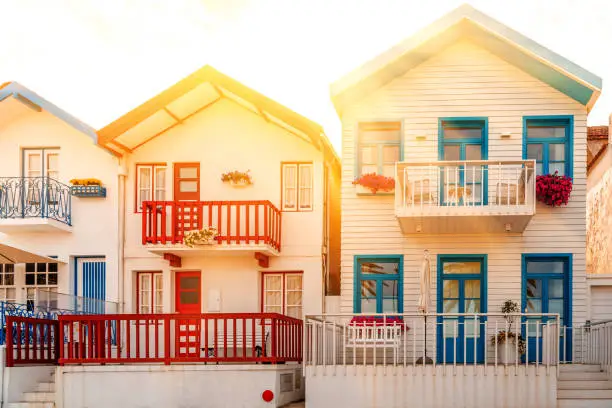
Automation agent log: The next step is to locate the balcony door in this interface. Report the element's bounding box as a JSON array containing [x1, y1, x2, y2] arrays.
[[439, 119, 487, 205], [173, 163, 200, 237], [23, 148, 59, 180], [174, 271, 201, 358], [21, 148, 60, 209]]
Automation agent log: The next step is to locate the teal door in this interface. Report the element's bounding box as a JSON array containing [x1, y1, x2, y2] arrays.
[[439, 119, 487, 205], [437, 255, 486, 363]]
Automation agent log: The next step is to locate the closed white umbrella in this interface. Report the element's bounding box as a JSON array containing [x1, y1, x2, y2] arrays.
[[416, 250, 433, 364]]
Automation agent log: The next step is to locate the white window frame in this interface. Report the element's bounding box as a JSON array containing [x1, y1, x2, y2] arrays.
[[0, 264, 16, 303], [136, 164, 167, 212], [262, 272, 303, 318], [137, 271, 163, 314], [282, 163, 313, 212], [25, 262, 59, 310]]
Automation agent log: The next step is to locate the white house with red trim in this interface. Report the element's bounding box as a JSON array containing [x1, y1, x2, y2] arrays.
[[304, 5, 610, 408]]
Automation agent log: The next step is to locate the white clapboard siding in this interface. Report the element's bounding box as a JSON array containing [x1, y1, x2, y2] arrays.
[[590, 286, 612, 322], [340, 41, 587, 328]]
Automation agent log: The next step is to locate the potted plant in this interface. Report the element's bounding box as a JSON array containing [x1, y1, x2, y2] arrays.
[[221, 170, 252, 187], [535, 171, 572, 207], [69, 178, 106, 197], [183, 227, 218, 247], [491, 300, 526, 364], [352, 173, 395, 194]]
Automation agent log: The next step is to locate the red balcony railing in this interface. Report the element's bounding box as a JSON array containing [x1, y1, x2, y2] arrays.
[[57, 313, 302, 365], [6, 315, 60, 367], [142, 200, 281, 251]]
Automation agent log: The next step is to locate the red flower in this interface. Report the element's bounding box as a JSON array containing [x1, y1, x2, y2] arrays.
[[353, 173, 395, 194], [535, 172, 572, 207]]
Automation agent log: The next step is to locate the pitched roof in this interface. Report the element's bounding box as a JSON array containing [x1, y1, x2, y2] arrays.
[[331, 4, 602, 115], [98, 65, 339, 168], [588, 126, 609, 170], [0, 82, 97, 142]]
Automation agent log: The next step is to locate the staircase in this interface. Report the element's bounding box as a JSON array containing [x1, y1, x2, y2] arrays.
[[557, 364, 612, 408], [7, 368, 56, 408]]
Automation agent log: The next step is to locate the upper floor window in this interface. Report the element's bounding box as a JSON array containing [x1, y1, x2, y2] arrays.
[[23, 148, 60, 179], [262, 272, 303, 319], [136, 164, 166, 212], [354, 256, 403, 313], [357, 122, 401, 178], [282, 163, 313, 211], [524, 117, 573, 177]]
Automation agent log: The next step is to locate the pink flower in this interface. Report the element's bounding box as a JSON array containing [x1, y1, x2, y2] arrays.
[[535, 172, 572, 207]]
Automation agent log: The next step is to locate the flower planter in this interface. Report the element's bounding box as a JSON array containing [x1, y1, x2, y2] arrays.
[[496, 339, 520, 364], [70, 185, 107, 198], [229, 180, 251, 188]]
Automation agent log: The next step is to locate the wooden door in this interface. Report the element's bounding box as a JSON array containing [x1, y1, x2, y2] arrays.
[[173, 163, 200, 201], [174, 271, 201, 358]]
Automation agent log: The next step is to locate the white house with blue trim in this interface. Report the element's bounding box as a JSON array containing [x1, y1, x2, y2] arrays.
[[304, 5, 607, 408], [0, 82, 120, 313]]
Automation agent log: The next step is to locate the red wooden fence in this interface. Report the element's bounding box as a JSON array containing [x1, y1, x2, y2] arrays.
[[142, 200, 282, 251], [57, 313, 302, 365], [6, 316, 60, 367]]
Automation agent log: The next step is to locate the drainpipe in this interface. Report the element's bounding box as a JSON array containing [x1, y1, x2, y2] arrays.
[[118, 158, 127, 313]]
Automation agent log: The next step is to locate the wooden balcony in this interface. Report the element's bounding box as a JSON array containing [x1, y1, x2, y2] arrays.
[[395, 160, 536, 234], [142, 200, 281, 256]]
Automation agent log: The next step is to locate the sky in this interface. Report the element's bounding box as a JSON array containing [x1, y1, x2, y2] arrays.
[[0, 0, 610, 153]]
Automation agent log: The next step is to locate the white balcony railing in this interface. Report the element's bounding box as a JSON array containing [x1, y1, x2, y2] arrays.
[[305, 313, 569, 376], [395, 160, 536, 211]]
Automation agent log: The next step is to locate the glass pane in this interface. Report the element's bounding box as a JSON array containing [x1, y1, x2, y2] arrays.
[[465, 280, 481, 298], [360, 125, 401, 143], [444, 145, 460, 161], [526, 261, 564, 274], [25, 273, 35, 285], [464, 165, 482, 183], [360, 261, 399, 275], [361, 298, 377, 313], [266, 306, 282, 314], [37, 263, 47, 272], [549, 162, 565, 176], [47, 154, 59, 173], [180, 277, 199, 289], [155, 274, 163, 291], [443, 299, 458, 313], [549, 299, 564, 318], [465, 145, 482, 160], [549, 144, 565, 161], [286, 306, 302, 319], [139, 168, 151, 188], [382, 145, 399, 163], [180, 292, 199, 304], [140, 275, 151, 290], [155, 168, 166, 187], [360, 146, 376, 164], [5, 274, 13, 285], [549, 279, 564, 298], [284, 166, 297, 187], [535, 163, 543, 176], [527, 279, 542, 298], [382, 280, 398, 296], [155, 291, 163, 310], [286, 291, 302, 306], [48, 273, 58, 285], [382, 164, 395, 178], [179, 167, 198, 178], [179, 180, 198, 192], [37, 273, 47, 285], [361, 164, 378, 175], [528, 126, 565, 138], [265, 291, 281, 306], [360, 280, 377, 298], [444, 319, 459, 338], [465, 299, 480, 314], [444, 128, 482, 139], [265, 275, 282, 290], [464, 317, 481, 337], [443, 280, 458, 298], [286, 275, 302, 290], [382, 298, 399, 313], [527, 144, 543, 161], [48, 263, 58, 273], [443, 261, 480, 274], [526, 299, 542, 313], [526, 319, 541, 337], [299, 166, 312, 187]]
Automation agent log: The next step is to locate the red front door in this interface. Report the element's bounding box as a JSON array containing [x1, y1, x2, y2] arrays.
[[175, 271, 201, 357]]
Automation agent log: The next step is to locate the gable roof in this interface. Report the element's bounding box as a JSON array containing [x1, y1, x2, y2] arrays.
[[331, 4, 602, 115], [98, 65, 339, 168], [0, 82, 98, 142]]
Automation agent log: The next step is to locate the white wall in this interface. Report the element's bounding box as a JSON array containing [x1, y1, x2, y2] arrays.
[[306, 365, 556, 408], [339, 41, 588, 327], [59, 364, 304, 408], [0, 109, 120, 302], [123, 98, 327, 314], [0, 346, 55, 404]]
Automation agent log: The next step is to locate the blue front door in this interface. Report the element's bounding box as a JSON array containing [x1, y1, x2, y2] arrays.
[[437, 255, 486, 364], [522, 255, 571, 362], [76, 258, 106, 313]]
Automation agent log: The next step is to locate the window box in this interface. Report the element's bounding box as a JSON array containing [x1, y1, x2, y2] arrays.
[[70, 185, 107, 198]]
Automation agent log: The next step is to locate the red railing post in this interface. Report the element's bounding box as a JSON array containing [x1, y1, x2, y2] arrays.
[[6, 316, 14, 367], [164, 315, 171, 365], [271, 315, 277, 363], [264, 203, 269, 245], [58, 319, 64, 365]]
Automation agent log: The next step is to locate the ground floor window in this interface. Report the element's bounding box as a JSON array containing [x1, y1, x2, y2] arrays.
[[262, 272, 303, 319], [137, 271, 163, 314], [0, 264, 16, 303], [353, 255, 403, 313], [25, 262, 58, 310]]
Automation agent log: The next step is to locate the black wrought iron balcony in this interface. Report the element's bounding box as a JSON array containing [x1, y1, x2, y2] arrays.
[[0, 177, 72, 230]]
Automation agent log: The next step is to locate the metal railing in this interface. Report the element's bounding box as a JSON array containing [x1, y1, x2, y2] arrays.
[[575, 320, 612, 376], [305, 313, 564, 376], [0, 176, 72, 226], [395, 160, 536, 210]]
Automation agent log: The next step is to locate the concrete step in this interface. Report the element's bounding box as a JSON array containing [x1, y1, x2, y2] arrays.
[[6, 403, 55, 408], [21, 391, 55, 403], [559, 371, 610, 381], [558, 380, 612, 390], [558, 389, 612, 399], [34, 382, 55, 392], [557, 399, 612, 408], [560, 364, 603, 373]]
